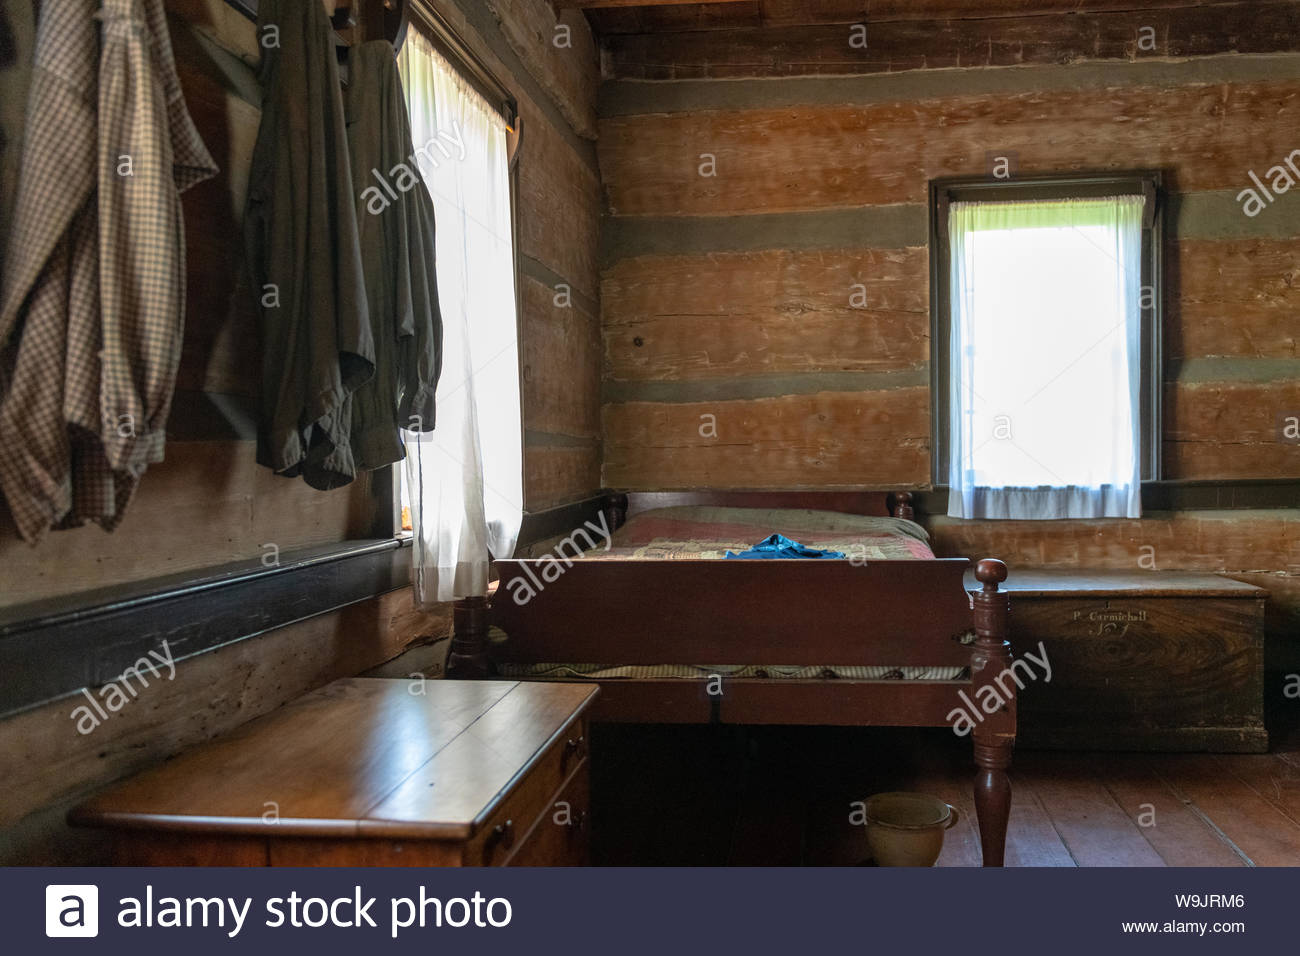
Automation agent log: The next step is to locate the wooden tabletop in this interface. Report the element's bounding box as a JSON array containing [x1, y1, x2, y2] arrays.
[[70, 679, 598, 841], [963, 568, 1267, 598]]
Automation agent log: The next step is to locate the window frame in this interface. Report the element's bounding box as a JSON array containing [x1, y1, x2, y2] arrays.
[[928, 171, 1165, 490]]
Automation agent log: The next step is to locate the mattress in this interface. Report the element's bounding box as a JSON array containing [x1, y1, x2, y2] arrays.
[[581, 505, 936, 561], [501, 506, 966, 682]]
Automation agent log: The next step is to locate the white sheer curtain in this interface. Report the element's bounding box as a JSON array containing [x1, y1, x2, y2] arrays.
[[947, 195, 1145, 520], [398, 30, 522, 603]]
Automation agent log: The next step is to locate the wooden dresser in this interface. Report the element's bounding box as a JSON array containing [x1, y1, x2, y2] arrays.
[[984, 570, 1267, 753], [70, 679, 598, 866]]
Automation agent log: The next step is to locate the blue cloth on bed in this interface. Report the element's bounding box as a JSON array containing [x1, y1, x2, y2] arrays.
[[724, 533, 846, 559]]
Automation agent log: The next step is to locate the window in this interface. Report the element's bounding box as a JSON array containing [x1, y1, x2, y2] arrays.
[[929, 174, 1162, 520], [397, 23, 523, 603]]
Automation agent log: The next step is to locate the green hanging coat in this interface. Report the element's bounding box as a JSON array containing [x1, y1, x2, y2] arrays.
[[245, 0, 373, 490], [343, 40, 442, 470]]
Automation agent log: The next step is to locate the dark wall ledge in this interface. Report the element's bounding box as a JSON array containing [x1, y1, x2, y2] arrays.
[[0, 538, 412, 719]]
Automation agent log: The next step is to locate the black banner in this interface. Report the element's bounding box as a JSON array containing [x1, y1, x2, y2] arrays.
[[6, 866, 1285, 954]]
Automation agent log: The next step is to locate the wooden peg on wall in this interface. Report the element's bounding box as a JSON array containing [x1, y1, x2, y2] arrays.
[[329, 3, 355, 31]]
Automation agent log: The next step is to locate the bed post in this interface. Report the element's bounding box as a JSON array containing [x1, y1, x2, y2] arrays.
[[448, 596, 491, 678], [971, 558, 1014, 867], [891, 491, 914, 520], [604, 491, 629, 532]]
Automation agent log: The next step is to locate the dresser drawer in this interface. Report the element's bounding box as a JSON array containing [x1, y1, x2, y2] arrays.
[[470, 717, 588, 866], [507, 760, 589, 867]]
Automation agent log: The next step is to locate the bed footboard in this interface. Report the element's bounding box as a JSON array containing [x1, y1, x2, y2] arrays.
[[448, 553, 1016, 867]]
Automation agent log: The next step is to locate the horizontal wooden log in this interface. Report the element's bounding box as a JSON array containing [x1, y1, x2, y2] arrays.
[[586, 1, 1265, 33], [0, 442, 378, 607], [524, 441, 602, 509], [624, 489, 895, 518], [601, 194, 1300, 267], [487, 0, 599, 139], [517, 95, 603, 298], [602, 388, 930, 488], [602, 248, 928, 381], [601, 377, 1297, 485], [1168, 237, 1300, 359], [601, 206, 930, 263], [1231, 570, 1300, 676], [850, 0, 1260, 21], [599, 238, 1296, 381], [603, 3, 1300, 80], [927, 509, 1300, 574], [598, 239, 1298, 480], [600, 54, 1300, 117], [1166, 442, 1300, 480], [521, 274, 601, 439], [599, 80, 1300, 216], [1164, 380, 1300, 479]]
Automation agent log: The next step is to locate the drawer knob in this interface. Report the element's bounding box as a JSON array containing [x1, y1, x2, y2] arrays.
[[563, 735, 586, 770], [490, 819, 515, 848]]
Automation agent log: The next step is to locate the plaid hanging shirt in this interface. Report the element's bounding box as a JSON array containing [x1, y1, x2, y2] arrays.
[[0, 0, 216, 544]]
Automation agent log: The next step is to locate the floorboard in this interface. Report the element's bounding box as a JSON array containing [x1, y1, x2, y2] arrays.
[[1213, 753, 1300, 829], [1095, 755, 1247, 867], [999, 775, 1077, 867], [1017, 754, 1166, 867], [1156, 755, 1300, 867]]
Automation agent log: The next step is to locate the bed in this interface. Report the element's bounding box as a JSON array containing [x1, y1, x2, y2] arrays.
[[447, 490, 1015, 866]]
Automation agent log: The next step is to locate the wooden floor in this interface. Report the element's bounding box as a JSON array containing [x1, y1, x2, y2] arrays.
[[590, 724, 1300, 866]]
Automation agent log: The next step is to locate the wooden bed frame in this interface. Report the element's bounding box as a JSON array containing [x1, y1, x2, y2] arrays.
[[446, 491, 1015, 866]]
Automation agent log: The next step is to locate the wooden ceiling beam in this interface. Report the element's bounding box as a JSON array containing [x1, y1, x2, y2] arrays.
[[556, 0, 755, 8]]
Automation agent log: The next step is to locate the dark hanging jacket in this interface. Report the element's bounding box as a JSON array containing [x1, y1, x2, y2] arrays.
[[245, 0, 374, 490], [343, 40, 442, 469]]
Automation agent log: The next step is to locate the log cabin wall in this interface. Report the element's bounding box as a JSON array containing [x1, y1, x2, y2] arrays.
[[473, 0, 605, 508], [0, 0, 602, 862], [593, 1, 1299, 685]]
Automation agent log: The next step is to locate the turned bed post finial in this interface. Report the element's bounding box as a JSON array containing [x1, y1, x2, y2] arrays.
[[604, 492, 629, 532], [971, 557, 1014, 867], [892, 491, 914, 520], [448, 596, 491, 679]]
